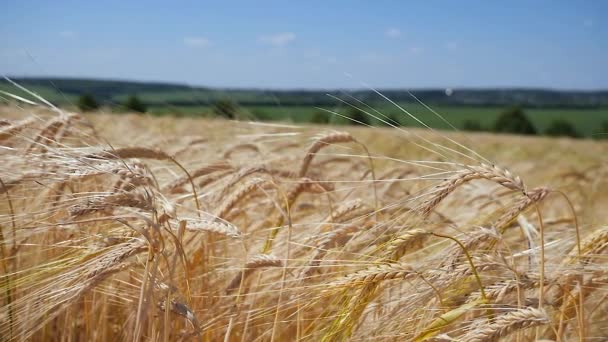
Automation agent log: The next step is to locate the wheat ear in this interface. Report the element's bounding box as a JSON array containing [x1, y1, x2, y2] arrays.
[[86, 146, 172, 160], [68, 192, 153, 217], [223, 143, 261, 159], [164, 161, 232, 193], [25, 114, 79, 153], [563, 226, 608, 265], [420, 163, 526, 218], [494, 187, 550, 231], [327, 262, 415, 288], [262, 178, 333, 253], [300, 224, 360, 278], [218, 165, 296, 199], [176, 218, 242, 238], [441, 227, 500, 268], [329, 198, 365, 222], [384, 228, 429, 261], [466, 274, 544, 304], [461, 307, 549, 342], [0, 117, 36, 142], [214, 177, 268, 218], [225, 254, 283, 294]]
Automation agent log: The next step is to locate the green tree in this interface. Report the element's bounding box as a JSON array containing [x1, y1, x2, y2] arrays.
[[123, 95, 146, 113], [545, 119, 580, 138], [462, 119, 483, 132], [213, 99, 238, 119], [493, 106, 536, 135], [345, 106, 370, 126], [77, 94, 99, 112]]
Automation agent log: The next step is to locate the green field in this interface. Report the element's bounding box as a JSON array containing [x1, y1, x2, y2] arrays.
[[2, 79, 608, 138], [143, 103, 608, 138]]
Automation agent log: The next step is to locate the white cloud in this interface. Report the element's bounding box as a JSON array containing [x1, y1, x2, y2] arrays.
[[59, 30, 77, 38], [385, 28, 402, 38], [258, 32, 296, 47], [583, 19, 594, 27], [183, 37, 211, 48]]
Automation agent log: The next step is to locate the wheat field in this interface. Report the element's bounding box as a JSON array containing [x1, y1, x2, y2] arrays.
[[1, 94, 607, 341]]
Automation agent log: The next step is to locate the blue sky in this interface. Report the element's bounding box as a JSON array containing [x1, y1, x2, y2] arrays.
[[1, 1, 606, 89]]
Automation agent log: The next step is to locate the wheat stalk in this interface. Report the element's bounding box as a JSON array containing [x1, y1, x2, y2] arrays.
[[299, 131, 355, 177]]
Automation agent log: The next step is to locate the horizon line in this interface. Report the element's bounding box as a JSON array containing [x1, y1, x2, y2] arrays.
[[3, 75, 608, 93]]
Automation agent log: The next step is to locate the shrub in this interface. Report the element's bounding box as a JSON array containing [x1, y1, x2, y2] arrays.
[[311, 110, 330, 124], [250, 109, 272, 121], [377, 113, 400, 126], [545, 119, 580, 138], [123, 95, 146, 113], [493, 106, 536, 135], [345, 106, 370, 126], [592, 121, 608, 140], [77, 94, 99, 112], [213, 99, 238, 119], [462, 119, 483, 132]]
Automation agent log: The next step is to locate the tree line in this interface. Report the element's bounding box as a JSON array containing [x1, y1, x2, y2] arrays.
[[317, 105, 606, 139], [76, 94, 607, 139], [11, 77, 608, 108]]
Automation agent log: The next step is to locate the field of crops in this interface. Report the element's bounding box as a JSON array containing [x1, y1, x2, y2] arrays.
[[1, 98, 607, 340], [124, 103, 608, 138], [216, 104, 608, 137], [3, 79, 608, 137]]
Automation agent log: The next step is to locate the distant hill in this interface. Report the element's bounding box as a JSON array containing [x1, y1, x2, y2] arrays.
[[1, 77, 607, 109]]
